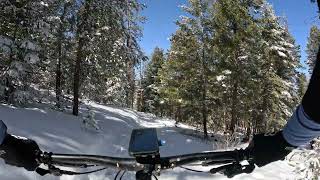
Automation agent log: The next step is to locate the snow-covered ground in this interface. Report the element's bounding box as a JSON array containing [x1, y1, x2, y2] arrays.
[[0, 102, 295, 180]]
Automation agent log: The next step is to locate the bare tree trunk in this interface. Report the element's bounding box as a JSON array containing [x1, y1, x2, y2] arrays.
[[136, 89, 143, 111], [202, 98, 208, 138], [72, 39, 83, 116], [56, 34, 62, 109], [125, 0, 135, 109], [73, 0, 90, 116], [229, 81, 239, 133], [245, 122, 251, 140], [201, 40, 208, 138], [257, 96, 268, 133], [126, 60, 135, 108], [55, 2, 70, 109], [56, 56, 62, 108]]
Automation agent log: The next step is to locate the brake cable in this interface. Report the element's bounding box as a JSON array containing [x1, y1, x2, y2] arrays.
[[119, 171, 127, 180], [36, 165, 107, 176], [114, 170, 122, 180], [179, 166, 206, 173], [114, 170, 127, 180], [36, 152, 108, 176], [179, 162, 255, 178]]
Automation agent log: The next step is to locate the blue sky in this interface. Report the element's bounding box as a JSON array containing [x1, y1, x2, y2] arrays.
[[139, 0, 319, 71]]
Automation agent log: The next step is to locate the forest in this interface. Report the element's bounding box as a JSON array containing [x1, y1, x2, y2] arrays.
[[0, 0, 319, 139]]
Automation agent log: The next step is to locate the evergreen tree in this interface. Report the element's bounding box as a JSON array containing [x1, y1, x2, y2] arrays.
[[251, 3, 301, 133], [159, 0, 302, 136], [0, 0, 51, 104], [159, 0, 218, 137], [296, 72, 308, 101], [38, 0, 77, 108], [142, 47, 165, 114], [51, 0, 76, 109], [306, 25, 320, 74], [72, 0, 145, 115], [212, 0, 259, 133], [123, 0, 146, 108]]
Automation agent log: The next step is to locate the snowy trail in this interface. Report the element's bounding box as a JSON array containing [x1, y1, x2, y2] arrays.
[[0, 103, 295, 180]]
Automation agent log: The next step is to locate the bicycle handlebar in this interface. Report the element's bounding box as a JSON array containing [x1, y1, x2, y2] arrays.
[[37, 148, 254, 179], [39, 152, 143, 171], [162, 149, 250, 167]]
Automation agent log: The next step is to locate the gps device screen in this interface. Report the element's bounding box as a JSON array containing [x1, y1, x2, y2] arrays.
[[128, 128, 159, 157]]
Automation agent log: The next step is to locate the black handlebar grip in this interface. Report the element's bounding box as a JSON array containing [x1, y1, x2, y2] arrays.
[[302, 46, 320, 123], [0, 134, 40, 171]]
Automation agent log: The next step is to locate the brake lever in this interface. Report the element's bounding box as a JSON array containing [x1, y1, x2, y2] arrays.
[[35, 165, 62, 176], [209, 162, 255, 178], [35, 167, 51, 176]]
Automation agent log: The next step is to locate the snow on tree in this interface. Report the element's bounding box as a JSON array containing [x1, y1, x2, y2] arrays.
[[0, 0, 50, 105], [67, 0, 145, 115], [253, 2, 301, 132], [306, 25, 320, 74], [158, 0, 302, 136], [158, 0, 219, 138], [289, 139, 320, 180], [211, 0, 262, 133], [141, 47, 165, 115], [0, 0, 146, 113]]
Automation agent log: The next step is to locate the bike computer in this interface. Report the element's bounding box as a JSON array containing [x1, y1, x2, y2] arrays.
[[128, 128, 159, 157]]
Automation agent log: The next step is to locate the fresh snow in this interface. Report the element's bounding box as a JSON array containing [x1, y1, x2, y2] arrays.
[[271, 29, 282, 36], [216, 75, 225, 82], [48, 16, 61, 22], [21, 41, 38, 51], [222, 70, 232, 75], [270, 45, 286, 52], [281, 42, 295, 48], [0, 36, 12, 46], [40, 1, 49, 7], [101, 26, 110, 31], [24, 53, 40, 64], [238, 55, 248, 60], [277, 51, 287, 58], [281, 91, 292, 100], [0, 103, 295, 180], [8, 69, 19, 78]]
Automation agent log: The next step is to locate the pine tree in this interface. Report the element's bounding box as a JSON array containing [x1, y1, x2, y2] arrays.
[[159, 0, 301, 136], [0, 0, 50, 104], [141, 47, 165, 114], [251, 2, 301, 133], [72, 0, 145, 115], [306, 25, 320, 74], [296, 72, 307, 101], [52, 1, 75, 108], [159, 0, 219, 137], [212, 0, 259, 133], [0, 0, 145, 113], [37, 0, 77, 108], [311, 0, 320, 14], [123, 0, 146, 108], [72, 0, 92, 115]]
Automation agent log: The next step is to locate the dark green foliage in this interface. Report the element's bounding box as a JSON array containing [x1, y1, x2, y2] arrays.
[[141, 47, 165, 114], [150, 0, 303, 136], [0, 0, 145, 112], [306, 26, 320, 74]]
